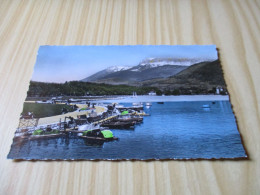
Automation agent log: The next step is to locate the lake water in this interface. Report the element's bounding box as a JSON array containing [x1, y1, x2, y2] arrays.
[[8, 99, 247, 160]]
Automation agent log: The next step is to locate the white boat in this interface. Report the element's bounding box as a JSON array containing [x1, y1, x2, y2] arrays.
[[132, 92, 137, 98], [132, 102, 143, 107], [115, 104, 124, 108], [78, 124, 100, 131]]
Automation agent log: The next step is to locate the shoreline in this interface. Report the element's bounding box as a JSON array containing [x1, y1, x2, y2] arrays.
[[24, 95, 229, 126]]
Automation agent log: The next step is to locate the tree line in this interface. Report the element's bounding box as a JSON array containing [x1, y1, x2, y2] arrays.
[[27, 81, 226, 97], [27, 81, 162, 97]]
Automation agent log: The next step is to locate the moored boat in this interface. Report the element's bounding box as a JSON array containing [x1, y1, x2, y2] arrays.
[[117, 106, 143, 112], [79, 129, 118, 141], [101, 121, 136, 129], [28, 133, 64, 140], [117, 114, 143, 123], [15, 129, 64, 140]]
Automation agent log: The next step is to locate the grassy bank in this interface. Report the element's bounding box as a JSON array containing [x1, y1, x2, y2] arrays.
[[22, 103, 75, 118]]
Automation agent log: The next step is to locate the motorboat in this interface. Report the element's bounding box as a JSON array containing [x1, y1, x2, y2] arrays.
[[79, 129, 118, 141], [117, 114, 143, 123], [101, 121, 136, 129]]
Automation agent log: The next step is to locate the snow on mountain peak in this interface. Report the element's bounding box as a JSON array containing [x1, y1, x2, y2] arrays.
[[107, 66, 132, 72], [105, 58, 216, 73]]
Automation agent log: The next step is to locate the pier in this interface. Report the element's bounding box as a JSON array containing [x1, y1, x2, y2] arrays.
[[14, 102, 151, 138]]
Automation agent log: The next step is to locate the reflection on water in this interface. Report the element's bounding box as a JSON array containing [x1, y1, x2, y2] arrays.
[[8, 100, 247, 160], [83, 139, 105, 147]]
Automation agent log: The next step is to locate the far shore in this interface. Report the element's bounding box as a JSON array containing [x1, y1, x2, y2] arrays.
[[92, 95, 229, 103]]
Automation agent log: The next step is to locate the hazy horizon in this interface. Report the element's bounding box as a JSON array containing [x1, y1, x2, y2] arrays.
[[31, 45, 218, 83]]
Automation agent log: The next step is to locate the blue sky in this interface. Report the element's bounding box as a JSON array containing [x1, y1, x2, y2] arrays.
[[31, 45, 218, 83]]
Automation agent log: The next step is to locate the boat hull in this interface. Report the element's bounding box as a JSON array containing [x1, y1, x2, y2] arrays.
[[79, 135, 118, 141], [14, 133, 64, 140], [101, 121, 136, 129]]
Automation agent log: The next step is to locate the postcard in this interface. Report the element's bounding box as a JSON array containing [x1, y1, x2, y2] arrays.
[[7, 45, 247, 160]]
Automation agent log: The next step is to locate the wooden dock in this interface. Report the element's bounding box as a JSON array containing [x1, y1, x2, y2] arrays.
[[92, 115, 118, 125]]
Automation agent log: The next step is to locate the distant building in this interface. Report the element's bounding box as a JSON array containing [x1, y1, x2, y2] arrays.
[[148, 91, 156, 96]]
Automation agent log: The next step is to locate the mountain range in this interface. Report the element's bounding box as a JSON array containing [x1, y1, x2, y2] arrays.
[[81, 58, 201, 85], [141, 60, 226, 92], [81, 58, 225, 93]]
